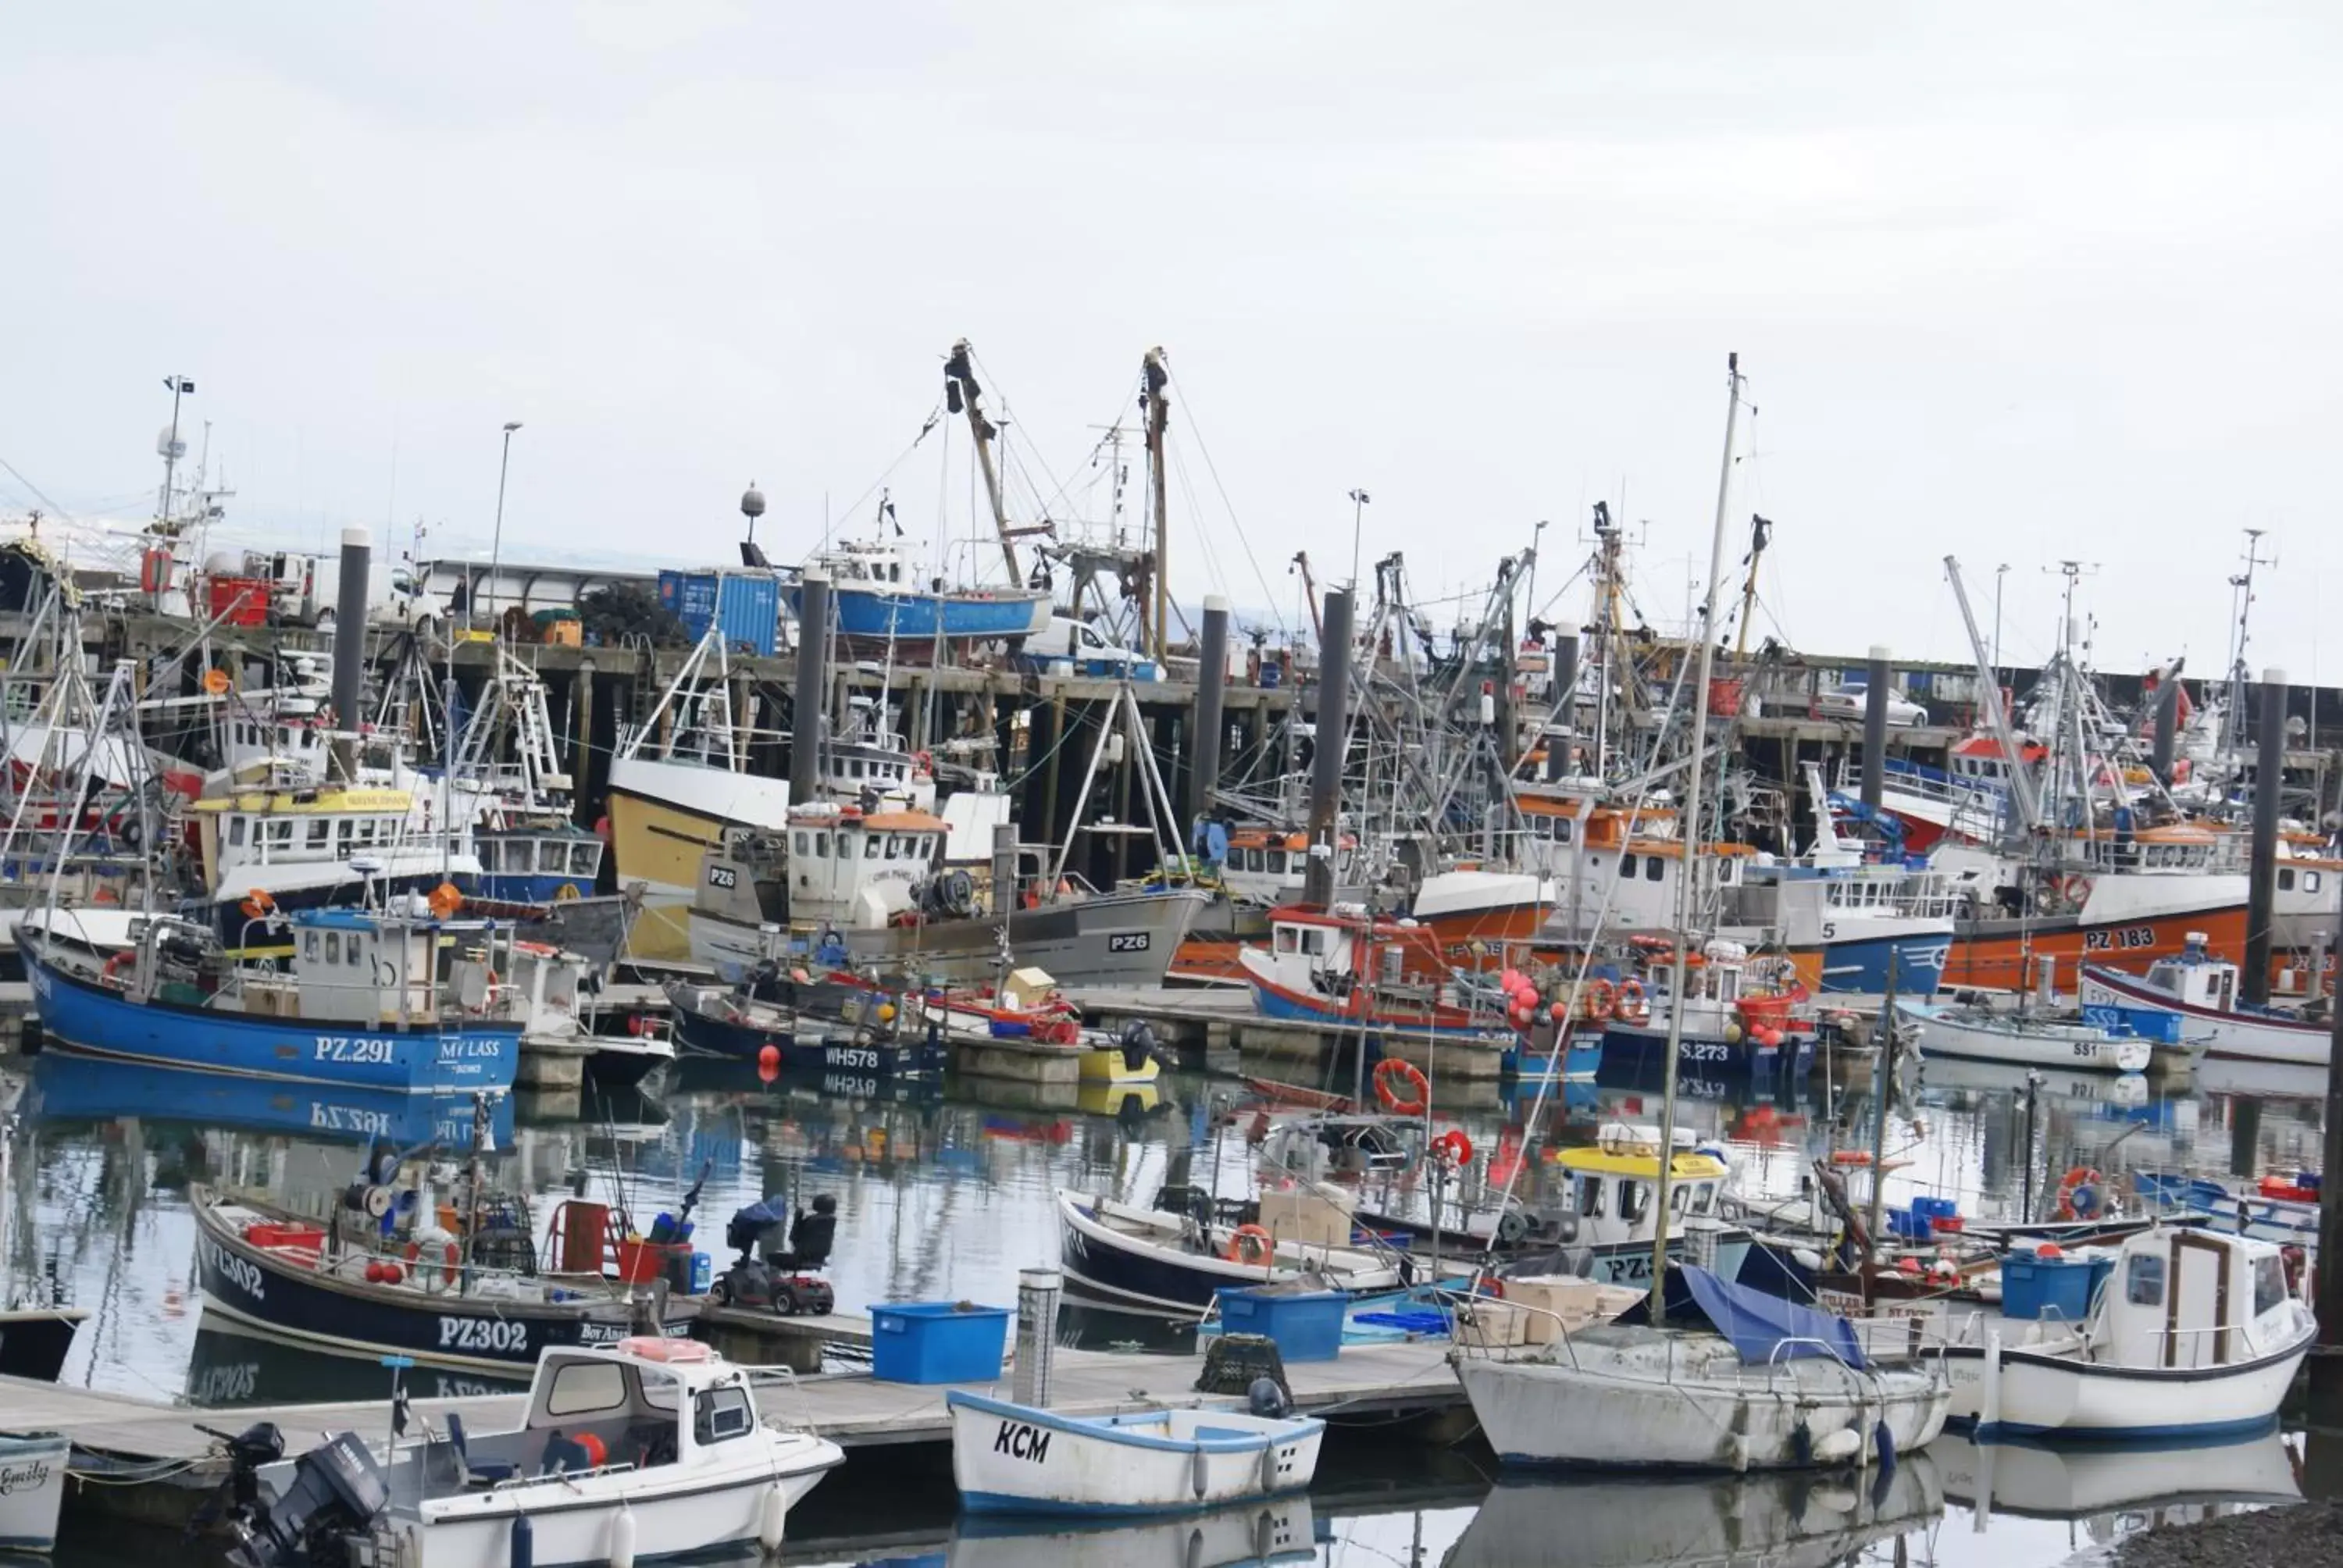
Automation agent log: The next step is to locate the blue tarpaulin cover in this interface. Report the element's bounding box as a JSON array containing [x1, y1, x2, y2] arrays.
[[1614, 1264, 1870, 1370]]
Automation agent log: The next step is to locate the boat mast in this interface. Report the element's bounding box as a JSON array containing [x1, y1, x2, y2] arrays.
[[943, 340, 1021, 583], [1646, 354, 1744, 1319], [1143, 348, 1171, 659]]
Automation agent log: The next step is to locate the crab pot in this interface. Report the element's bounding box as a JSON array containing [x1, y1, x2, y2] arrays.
[[1215, 1285, 1348, 1363]]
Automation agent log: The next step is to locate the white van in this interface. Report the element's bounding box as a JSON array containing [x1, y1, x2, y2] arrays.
[[1015, 617, 1160, 680]]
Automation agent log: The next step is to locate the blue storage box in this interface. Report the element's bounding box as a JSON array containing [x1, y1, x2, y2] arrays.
[[870, 1302, 1011, 1384], [2002, 1254, 2114, 1322], [1913, 1196, 1959, 1221], [1216, 1286, 1348, 1363]]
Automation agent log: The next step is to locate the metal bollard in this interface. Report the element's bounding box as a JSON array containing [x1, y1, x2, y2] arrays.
[[1014, 1267, 1062, 1406]]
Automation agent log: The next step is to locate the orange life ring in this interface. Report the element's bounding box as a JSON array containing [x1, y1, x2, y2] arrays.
[[1614, 978, 1649, 1025], [1372, 1058, 1432, 1116], [240, 889, 276, 921], [2056, 1166, 2105, 1221], [443, 1242, 460, 1288], [1224, 1224, 1275, 1267], [1432, 1128, 1474, 1167], [614, 1335, 714, 1362], [1582, 978, 1617, 1021], [100, 950, 134, 989], [1829, 1150, 1876, 1167]]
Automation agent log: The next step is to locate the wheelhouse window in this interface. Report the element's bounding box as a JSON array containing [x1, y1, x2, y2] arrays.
[[693, 1386, 754, 1445], [864, 835, 883, 859], [1618, 853, 1637, 878], [543, 1360, 629, 1419], [1267, 850, 1287, 874], [229, 817, 246, 847], [1645, 857, 1664, 882], [2254, 1255, 2288, 1316], [1618, 1181, 1649, 1224], [2126, 1253, 2166, 1307]]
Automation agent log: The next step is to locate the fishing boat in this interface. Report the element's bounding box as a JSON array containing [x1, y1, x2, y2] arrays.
[[687, 801, 1210, 989], [664, 975, 947, 1079], [0, 1431, 69, 1554], [24, 903, 521, 1093], [1928, 1228, 2316, 1438], [2081, 934, 2329, 1064], [788, 537, 1052, 643], [191, 1175, 700, 1376], [947, 1389, 1323, 1516], [1054, 1187, 1407, 1313], [1236, 903, 1516, 1058], [1595, 940, 1816, 1084], [1896, 998, 2158, 1072], [221, 1339, 843, 1568], [945, 1495, 1317, 1568], [2131, 1171, 2322, 1252], [605, 632, 795, 960], [1452, 1263, 1951, 1470]]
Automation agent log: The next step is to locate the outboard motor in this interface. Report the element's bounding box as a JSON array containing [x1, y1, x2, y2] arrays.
[[201, 1427, 390, 1568], [1117, 1019, 1161, 1076]]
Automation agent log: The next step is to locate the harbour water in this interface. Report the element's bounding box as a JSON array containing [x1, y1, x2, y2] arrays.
[[5, 1048, 2331, 1568]]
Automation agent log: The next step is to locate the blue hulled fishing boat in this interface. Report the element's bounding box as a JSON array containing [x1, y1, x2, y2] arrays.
[[789, 539, 1051, 643], [23, 903, 521, 1094]]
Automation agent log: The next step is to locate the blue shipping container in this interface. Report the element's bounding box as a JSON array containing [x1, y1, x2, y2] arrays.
[[659, 570, 780, 656]]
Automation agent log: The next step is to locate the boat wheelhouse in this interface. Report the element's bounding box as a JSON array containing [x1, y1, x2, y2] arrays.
[[473, 820, 604, 905], [191, 784, 480, 919]]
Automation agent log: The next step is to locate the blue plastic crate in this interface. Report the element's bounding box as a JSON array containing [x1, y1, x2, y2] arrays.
[[2002, 1254, 2113, 1323], [1216, 1287, 1348, 1363], [869, 1302, 1011, 1384]]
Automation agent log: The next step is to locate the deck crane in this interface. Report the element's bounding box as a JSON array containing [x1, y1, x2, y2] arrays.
[[1289, 551, 1325, 642]]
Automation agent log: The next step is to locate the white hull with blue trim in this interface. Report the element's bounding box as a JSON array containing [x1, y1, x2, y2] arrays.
[[0, 1431, 69, 1553], [947, 1390, 1323, 1516]]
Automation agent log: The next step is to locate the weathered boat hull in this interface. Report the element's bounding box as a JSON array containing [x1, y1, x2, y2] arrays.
[[1899, 1001, 2152, 1073], [1456, 1349, 1949, 1470], [797, 583, 1054, 643], [604, 754, 793, 961], [667, 984, 945, 1078]]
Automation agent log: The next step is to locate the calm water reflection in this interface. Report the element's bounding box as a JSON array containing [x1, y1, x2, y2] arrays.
[[3, 1043, 2330, 1568]]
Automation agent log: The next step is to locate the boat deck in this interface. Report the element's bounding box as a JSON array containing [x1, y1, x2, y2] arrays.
[[5, 1336, 1461, 1466]]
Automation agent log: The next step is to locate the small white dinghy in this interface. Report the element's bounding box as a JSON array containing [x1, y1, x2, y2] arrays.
[[221, 1338, 843, 1566], [1453, 1264, 1950, 1471], [947, 1389, 1325, 1516], [0, 1431, 70, 1554]]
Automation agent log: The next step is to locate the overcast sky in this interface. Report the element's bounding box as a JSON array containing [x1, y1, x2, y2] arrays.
[[4, 4, 2337, 682]]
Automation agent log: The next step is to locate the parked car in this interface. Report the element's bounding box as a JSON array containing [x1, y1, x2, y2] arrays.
[[1817, 682, 1926, 726]]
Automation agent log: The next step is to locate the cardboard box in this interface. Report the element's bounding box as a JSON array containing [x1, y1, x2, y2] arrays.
[[1258, 1183, 1358, 1250], [1501, 1276, 1642, 1344], [1452, 1299, 1530, 1349]]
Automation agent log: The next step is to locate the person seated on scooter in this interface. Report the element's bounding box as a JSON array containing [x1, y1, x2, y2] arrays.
[[768, 1194, 836, 1271]]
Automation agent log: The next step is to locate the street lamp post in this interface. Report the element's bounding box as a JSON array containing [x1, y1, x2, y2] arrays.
[[483, 421, 523, 636]]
